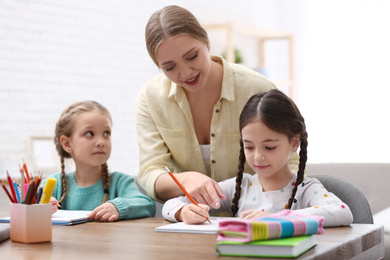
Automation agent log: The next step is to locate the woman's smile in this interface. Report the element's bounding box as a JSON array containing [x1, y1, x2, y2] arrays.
[[184, 73, 200, 86]]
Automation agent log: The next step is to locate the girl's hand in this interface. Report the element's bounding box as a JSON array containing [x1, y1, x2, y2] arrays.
[[88, 202, 119, 222], [49, 197, 60, 214], [240, 210, 271, 219], [176, 204, 210, 224]]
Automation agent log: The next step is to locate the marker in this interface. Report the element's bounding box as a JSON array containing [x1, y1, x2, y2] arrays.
[[35, 187, 43, 204], [40, 178, 57, 204]]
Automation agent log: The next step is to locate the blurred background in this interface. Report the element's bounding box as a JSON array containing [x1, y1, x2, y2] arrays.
[[1, 0, 389, 178]]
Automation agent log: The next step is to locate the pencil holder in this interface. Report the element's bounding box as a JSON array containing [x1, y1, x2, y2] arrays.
[[10, 203, 52, 243]]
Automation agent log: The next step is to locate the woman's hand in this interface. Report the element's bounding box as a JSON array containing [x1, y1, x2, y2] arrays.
[[88, 202, 119, 222], [180, 171, 226, 209], [176, 204, 210, 224], [156, 171, 226, 209], [240, 210, 271, 219]]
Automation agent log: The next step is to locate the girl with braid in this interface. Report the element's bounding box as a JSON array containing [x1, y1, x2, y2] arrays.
[[162, 89, 353, 227], [41, 101, 155, 221]]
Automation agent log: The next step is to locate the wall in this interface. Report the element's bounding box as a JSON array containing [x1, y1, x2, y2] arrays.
[[300, 0, 390, 163], [1, 0, 300, 178], [2, 1, 387, 179]]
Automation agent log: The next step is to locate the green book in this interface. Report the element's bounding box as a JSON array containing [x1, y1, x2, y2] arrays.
[[216, 235, 317, 258]]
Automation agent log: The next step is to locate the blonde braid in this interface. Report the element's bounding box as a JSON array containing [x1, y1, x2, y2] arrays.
[[101, 163, 110, 203], [58, 156, 67, 204]]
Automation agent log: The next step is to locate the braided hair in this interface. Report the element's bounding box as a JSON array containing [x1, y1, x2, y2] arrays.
[[231, 89, 308, 216], [54, 100, 112, 205]]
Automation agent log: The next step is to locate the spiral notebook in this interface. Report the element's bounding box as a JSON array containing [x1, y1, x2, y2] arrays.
[[51, 210, 93, 225], [0, 210, 93, 226]]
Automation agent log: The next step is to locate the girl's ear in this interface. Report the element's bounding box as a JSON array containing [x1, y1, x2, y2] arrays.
[[60, 135, 72, 154], [291, 135, 300, 152]]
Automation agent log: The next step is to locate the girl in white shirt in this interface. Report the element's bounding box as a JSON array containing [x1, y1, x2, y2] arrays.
[[162, 89, 353, 227]]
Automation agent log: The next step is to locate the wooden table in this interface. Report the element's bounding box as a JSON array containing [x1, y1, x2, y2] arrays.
[[0, 218, 384, 260], [0, 189, 385, 259]]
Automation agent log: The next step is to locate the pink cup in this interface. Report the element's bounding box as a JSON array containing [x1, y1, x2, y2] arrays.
[[10, 203, 52, 243]]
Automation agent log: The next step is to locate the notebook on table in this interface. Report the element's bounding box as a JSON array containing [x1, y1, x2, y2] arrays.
[[0, 223, 10, 242], [51, 210, 93, 225], [0, 210, 93, 226], [155, 218, 219, 234], [154, 217, 239, 234]]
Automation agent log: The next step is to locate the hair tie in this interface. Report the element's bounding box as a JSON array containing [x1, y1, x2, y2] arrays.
[[104, 189, 109, 194]]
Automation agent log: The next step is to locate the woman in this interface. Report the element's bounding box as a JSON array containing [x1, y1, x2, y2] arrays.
[[136, 5, 299, 209]]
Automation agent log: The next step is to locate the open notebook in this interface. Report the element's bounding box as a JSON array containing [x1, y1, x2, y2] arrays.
[[155, 217, 237, 234], [0, 210, 93, 226], [51, 210, 93, 225]]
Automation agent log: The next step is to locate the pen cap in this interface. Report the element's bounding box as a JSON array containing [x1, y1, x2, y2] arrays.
[[40, 178, 57, 204]]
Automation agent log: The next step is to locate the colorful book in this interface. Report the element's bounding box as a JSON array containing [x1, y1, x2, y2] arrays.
[[217, 210, 324, 242], [216, 235, 317, 258]]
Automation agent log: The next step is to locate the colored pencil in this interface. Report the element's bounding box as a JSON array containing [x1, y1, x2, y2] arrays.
[[23, 159, 31, 183], [32, 176, 42, 204], [164, 166, 212, 224], [24, 181, 36, 204], [19, 164, 26, 184], [6, 171, 17, 203], [19, 165, 25, 202], [0, 180, 14, 203], [13, 181, 21, 203]]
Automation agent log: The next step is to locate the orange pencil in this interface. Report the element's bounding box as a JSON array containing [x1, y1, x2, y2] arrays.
[[22, 159, 31, 183], [164, 166, 212, 224]]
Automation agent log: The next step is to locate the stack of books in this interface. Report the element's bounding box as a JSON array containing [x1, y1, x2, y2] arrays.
[[215, 210, 324, 258]]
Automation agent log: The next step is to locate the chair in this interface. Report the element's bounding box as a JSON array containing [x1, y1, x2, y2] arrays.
[[311, 175, 374, 224], [135, 177, 163, 217]]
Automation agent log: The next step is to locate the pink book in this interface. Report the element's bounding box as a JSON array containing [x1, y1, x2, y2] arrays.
[[217, 210, 324, 242]]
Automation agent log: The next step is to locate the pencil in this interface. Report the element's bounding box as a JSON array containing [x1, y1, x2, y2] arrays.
[[0, 180, 14, 203], [13, 181, 21, 203], [6, 171, 17, 203], [32, 175, 42, 204], [164, 166, 212, 224], [24, 181, 36, 205], [20, 165, 24, 202], [22, 159, 31, 183], [19, 164, 26, 184]]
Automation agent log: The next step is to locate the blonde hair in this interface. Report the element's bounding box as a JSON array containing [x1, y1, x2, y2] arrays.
[[145, 5, 209, 66], [54, 100, 112, 205]]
